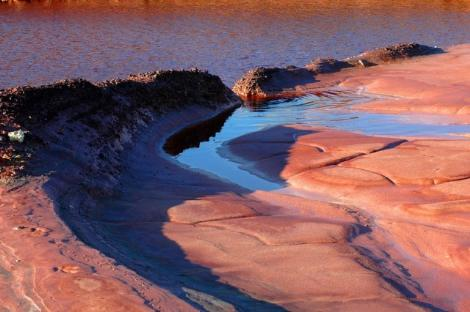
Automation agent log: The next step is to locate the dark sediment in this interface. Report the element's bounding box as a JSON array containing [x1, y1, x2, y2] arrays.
[[344, 42, 443, 66], [0, 69, 240, 188], [232, 66, 315, 101], [305, 58, 353, 74]]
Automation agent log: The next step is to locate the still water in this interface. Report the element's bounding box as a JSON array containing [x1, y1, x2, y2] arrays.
[[176, 90, 470, 190], [2, 0, 470, 88]]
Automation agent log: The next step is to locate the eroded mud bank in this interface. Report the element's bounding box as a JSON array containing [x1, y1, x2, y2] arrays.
[[0, 70, 242, 310]]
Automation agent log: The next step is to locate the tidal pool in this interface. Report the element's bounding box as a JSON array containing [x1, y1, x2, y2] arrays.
[[175, 90, 470, 190]]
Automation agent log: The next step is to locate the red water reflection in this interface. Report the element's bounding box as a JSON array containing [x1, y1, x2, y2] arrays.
[[1, 0, 470, 88]]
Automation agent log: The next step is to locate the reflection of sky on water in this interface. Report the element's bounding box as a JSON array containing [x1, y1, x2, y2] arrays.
[[175, 91, 470, 190]]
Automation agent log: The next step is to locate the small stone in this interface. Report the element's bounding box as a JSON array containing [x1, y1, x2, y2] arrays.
[[29, 227, 51, 237], [357, 59, 374, 67], [12, 225, 50, 236], [8, 129, 28, 143]]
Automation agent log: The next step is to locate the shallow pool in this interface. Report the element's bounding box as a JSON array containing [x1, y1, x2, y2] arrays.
[[175, 90, 470, 190]]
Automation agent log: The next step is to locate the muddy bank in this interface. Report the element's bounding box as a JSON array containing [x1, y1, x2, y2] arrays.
[[233, 43, 443, 101], [0, 69, 237, 186], [0, 70, 242, 310]]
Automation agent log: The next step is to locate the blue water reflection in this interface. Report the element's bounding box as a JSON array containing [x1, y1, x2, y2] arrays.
[[176, 91, 470, 190]]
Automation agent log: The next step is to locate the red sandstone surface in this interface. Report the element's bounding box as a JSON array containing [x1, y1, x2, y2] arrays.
[[221, 125, 470, 311], [1, 46, 470, 311], [0, 178, 193, 311], [334, 44, 470, 121], [183, 46, 470, 311]]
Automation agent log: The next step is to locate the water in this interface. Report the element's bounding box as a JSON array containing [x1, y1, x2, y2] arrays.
[[176, 90, 470, 190], [3, 1, 470, 187], [2, 0, 470, 88]]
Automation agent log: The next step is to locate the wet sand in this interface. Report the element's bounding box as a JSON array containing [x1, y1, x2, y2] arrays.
[[1, 45, 470, 311]]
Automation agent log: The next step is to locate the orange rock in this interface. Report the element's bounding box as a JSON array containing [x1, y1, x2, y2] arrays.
[[222, 124, 470, 311], [342, 140, 470, 185], [291, 166, 393, 188], [203, 215, 349, 245], [338, 44, 470, 119], [164, 220, 422, 312], [167, 194, 258, 224]]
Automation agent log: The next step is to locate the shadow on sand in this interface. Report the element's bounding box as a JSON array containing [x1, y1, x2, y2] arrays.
[[53, 108, 296, 311]]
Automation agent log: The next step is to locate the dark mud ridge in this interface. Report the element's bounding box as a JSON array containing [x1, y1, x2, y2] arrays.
[[0, 69, 240, 192], [233, 42, 443, 100]]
